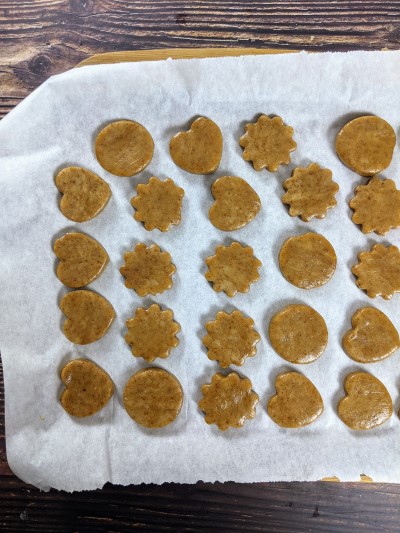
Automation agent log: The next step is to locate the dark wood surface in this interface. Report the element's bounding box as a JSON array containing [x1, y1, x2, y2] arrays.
[[2, 1, 400, 531]]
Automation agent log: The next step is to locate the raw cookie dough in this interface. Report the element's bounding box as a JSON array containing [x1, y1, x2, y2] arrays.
[[349, 177, 400, 235], [267, 372, 324, 428], [205, 242, 262, 297], [60, 359, 114, 418], [279, 232, 337, 289], [203, 310, 260, 368], [120, 243, 176, 297], [343, 307, 399, 363], [338, 372, 393, 430], [239, 115, 296, 172], [198, 372, 259, 431], [55, 166, 111, 222], [131, 177, 185, 232], [352, 244, 400, 299], [95, 120, 154, 177], [123, 368, 183, 428], [60, 290, 115, 344], [125, 304, 180, 362], [282, 163, 339, 221], [269, 304, 328, 364], [336, 115, 396, 176], [54, 232, 109, 288], [209, 176, 261, 231], [169, 117, 222, 174]]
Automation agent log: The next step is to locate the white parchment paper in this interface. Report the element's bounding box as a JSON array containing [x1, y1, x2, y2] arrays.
[[1, 51, 400, 491]]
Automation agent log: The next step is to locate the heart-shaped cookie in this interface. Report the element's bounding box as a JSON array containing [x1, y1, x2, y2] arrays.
[[60, 290, 115, 344], [60, 359, 114, 417], [209, 176, 261, 231], [55, 166, 111, 223], [267, 372, 324, 428], [338, 372, 392, 430], [169, 117, 223, 174], [54, 232, 109, 288], [343, 307, 399, 363]]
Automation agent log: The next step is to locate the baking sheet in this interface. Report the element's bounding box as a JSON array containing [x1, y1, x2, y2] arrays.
[[1, 50, 400, 491]]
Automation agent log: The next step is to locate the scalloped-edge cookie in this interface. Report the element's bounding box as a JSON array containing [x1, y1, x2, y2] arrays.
[[198, 371, 259, 431], [352, 244, 400, 300], [282, 163, 339, 222], [239, 115, 296, 172], [205, 242, 262, 297], [120, 243, 176, 297], [131, 177, 185, 232], [203, 310, 260, 368], [125, 304, 180, 362]]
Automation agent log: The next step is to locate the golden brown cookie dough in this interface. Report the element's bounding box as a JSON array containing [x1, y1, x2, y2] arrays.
[[267, 372, 324, 428], [352, 244, 400, 300], [269, 304, 328, 364], [95, 120, 154, 177], [54, 232, 109, 288], [169, 117, 223, 174], [60, 290, 115, 344], [209, 176, 261, 231], [60, 359, 114, 418], [120, 243, 175, 297], [125, 304, 180, 362], [123, 368, 183, 428], [338, 372, 393, 430], [198, 372, 259, 430], [349, 177, 400, 236], [205, 242, 262, 297], [336, 115, 396, 176], [131, 177, 184, 232], [279, 232, 337, 289], [282, 163, 339, 222], [343, 307, 399, 363], [55, 166, 111, 223], [203, 310, 260, 368], [239, 115, 296, 172]]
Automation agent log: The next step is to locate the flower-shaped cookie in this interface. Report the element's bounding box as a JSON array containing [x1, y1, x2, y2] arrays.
[[199, 372, 259, 430], [352, 244, 400, 300], [239, 115, 296, 172], [205, 242, 262, 297], [120, 243, 176, 296], [125, 304, 180, 362], [131, 177, 185, 232], [203, 310, 260, 368], [282, 163, 339, 221], [349, 177, 400, 236]]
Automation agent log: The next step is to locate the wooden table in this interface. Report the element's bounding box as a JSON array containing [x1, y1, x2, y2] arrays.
[[2, 1, 400, 530]]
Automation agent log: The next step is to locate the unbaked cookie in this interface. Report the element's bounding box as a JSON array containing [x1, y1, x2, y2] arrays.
[[123, 368, 183, 428], [267, 372, 324, 428], [95, 120, 154, 177], [209, 176, 261, 231], [279, 232, 337, 289], [352, 244, 400, 299], [336, 115, 396, 176], [343, 307, 399, 363], [169, 117, 222, 174], [198, 372, 259, 431], [125, 304, 180, 362], [269, 304, 328, 364], [239, 115, 296, 172], [131, 177, 184, 232], [338, 372, 392, 430], [120, 243, 176, 296], [203, 310, 260, 368], [205, 242, 262, 297], [282, 163, 339, 221], [349, 177, 400, 235]]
